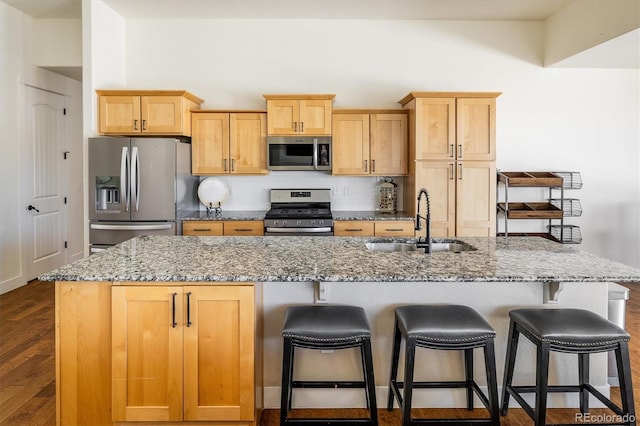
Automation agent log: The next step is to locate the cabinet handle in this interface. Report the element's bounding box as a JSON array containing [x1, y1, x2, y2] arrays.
[[449, 164, 454, 180], [458, 144, 463, 159], [458, 164, 463, 180], [171, 292, 177, 328], [186, 292, 192, 327], [293, 122, 297, 132], [231, 159, 236, 172], [364, 160, 368, 172], [372, 159, 376, 172], [301, 121, 304, 132], [224, 159, 228, 171], [142, 119, 147, 131], [386, 228, 404, 232], [233, 228, 253, 232], [449, 144, 454, 157], [192, 228, 212, 232], [345, 228, 363, 232], [133, 119, 138, 131]]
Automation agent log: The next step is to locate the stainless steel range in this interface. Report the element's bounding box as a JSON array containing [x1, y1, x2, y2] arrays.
[[264, 189, 333, 236]]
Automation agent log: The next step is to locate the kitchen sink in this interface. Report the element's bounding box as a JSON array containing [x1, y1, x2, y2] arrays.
[[365, 239, 476, 253]]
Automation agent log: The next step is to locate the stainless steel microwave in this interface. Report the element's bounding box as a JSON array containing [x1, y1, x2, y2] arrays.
[[267, 136, 331, 171]]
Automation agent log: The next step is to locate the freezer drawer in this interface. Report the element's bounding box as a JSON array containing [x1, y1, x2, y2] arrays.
[[90, 221, 176, 246]]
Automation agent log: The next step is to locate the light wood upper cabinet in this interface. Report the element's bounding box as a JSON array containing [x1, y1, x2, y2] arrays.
[[182, 220, 264, 236], [264, 95, 334, 135], [332, 110, 407, 176], [191, 112, 267, 175], [112, 284, 256, 423], [97, 90, 203, 136], [456, 98, 496, 161]]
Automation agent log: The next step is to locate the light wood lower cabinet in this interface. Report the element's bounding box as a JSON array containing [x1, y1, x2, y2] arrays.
[[182, 221, 264, 236], [56, 281, 257, 425], [334, 220, 414, 237]]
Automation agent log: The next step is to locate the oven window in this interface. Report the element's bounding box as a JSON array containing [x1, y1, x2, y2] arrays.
[[269, 144, 313, 166]]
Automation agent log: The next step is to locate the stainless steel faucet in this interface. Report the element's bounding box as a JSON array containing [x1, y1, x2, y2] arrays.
[[416, 188, 432, 254]]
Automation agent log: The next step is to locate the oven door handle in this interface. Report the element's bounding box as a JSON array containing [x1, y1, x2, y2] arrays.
[[265, 227, 333, 233]]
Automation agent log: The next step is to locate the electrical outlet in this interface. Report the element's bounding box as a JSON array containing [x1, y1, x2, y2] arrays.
[[332, 186, 339, 196], [343, 185, 350, 196]]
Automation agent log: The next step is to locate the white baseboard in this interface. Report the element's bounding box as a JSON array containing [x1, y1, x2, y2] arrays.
[[263, 385, 611, 409], [0, 276, 27, 295]]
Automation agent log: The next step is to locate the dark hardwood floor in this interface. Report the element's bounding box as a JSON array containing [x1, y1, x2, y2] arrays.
[[0, 280, 638, 425]]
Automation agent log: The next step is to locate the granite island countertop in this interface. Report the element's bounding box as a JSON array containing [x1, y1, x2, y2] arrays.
[[40, 236, 640, 283]]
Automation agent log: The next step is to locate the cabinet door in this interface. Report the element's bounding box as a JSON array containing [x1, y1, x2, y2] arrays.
[[112, 286, 184, 422], [141, 96, 184, 134], [332, 113, 370, 175], [334, 221, 375, 236], [370, 113, 408, 175], [456, 161, 496, 236], [414, 161, 456, 237], [182, 221, 224, 236], [299, 99, 332, 135], [456, 98, 496, 161], [374, 221, 415, 237], [267, 100, 299, 135], [414, 98, 455, 160], [230, 113, 267, 174], [184, 285, 255, 421], [99, 95, 141, 134], [191, 113, 230, 175], [223, 220, 264, 236]]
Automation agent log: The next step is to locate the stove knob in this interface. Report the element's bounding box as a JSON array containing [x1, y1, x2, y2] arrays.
[[311, 220, 316, 226], [282, 220, 287, 227], [296, 220, 301, 226]]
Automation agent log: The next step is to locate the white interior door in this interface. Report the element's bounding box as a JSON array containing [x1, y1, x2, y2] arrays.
[[22, 86, 67, 280]]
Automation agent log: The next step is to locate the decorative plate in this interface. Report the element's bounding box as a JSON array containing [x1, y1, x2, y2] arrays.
[[197, 178, 229, 209]]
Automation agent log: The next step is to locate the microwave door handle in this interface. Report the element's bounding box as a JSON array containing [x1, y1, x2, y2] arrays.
[[313, 138, 318, 170], [120, 146, 129, 212]]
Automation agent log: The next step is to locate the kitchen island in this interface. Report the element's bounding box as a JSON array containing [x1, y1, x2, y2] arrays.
[[41, 235, 640, 425]]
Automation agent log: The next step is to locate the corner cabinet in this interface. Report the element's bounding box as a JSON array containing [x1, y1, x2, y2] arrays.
[[97, 90, 203, 136], [400, 92, 500, 237], [191, 112, 268, 175], [332, 110, 408, 176], [56, 281, 259, 426], [263, 94, 334, 135]]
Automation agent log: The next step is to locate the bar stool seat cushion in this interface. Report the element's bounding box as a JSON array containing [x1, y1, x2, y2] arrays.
[[282, 305, 372, 343], [509, 308, 629, 347], [396, 305, 496, 343]]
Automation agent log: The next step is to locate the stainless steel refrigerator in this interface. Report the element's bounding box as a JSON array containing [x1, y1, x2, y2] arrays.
[[89, 137, 198, 253]]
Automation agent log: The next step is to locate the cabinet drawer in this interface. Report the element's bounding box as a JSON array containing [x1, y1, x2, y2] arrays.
[[182, 221, 223, 236], [374, 221, 414, 237], [334, 221, 375, 236], [223, 221, 264, 236]]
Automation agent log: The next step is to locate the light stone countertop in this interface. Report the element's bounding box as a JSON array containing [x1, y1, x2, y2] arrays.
[[40, 235, 640, 283], [181, 210, 414, 221]]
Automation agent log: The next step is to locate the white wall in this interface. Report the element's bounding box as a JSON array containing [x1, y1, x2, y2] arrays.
[[0, 3, 83, 294], [94, 17, 640, 266]]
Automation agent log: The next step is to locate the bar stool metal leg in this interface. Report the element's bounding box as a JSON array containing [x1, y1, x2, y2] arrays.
[[616, 341, 636, 423], [387, 318, 402, 411], [483, 339, 500, 424], [464, 348, 474, 411], [402, 338, 416, 426], [500, 320, 519, 416], [280, 337, 294, 426], [578, 353, 589, 414], [535, 342, 551, 426]]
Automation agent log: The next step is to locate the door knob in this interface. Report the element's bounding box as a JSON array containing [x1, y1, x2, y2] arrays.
[[27, 205, 40, 213]]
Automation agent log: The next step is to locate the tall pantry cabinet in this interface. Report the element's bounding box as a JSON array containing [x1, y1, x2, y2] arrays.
[[400, 92, 501, 237]]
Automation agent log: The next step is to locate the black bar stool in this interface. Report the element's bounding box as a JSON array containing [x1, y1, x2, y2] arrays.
[[387, 304, 500, 425], [280, 305, 378, 425], [501, 308, 636, 426]]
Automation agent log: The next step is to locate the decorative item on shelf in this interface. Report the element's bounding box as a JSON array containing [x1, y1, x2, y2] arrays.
[[376, 177, 397, 213], [197, 177, 229, 216]]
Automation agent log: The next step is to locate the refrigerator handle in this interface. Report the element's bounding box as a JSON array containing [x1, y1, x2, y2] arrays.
[[120, 147, 129, 212], [131, 146, 140, 211]]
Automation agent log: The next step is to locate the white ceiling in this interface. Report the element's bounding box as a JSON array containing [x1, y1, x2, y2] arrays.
[[2, 0, 575, 20]]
